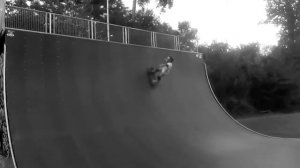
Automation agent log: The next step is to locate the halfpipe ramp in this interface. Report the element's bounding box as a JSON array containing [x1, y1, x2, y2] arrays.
[[4, 30, 300, 168]]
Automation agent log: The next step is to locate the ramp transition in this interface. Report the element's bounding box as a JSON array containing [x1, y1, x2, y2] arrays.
[[4, 30, 300, 168]]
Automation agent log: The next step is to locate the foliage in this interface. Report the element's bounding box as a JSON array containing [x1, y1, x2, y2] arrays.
[[178, 21, 198, 51], [127, 9, 161, 30], [132, 0, 173, 19], [201, 42, 299, 117], [265, 0, 300, 58], [7, 0, 129, 22], [264, 0, 300, 115], [0, 51, 9, 157]]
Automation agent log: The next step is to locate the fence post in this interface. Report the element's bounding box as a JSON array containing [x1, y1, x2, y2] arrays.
[[154, 32, 157, 48], [127, 27, 129, 44], [177, 36, 180, 50], [176, 36, 178, 50], [122, 27, 129, 44], [122, 27, 125, 44], [51, 13, 56, 34], [49, 13, 52, 34], [151, 32, 157, 48], [45, 13, 48, 33], [151, 32, 153, 47], [94, 21, 97, 40], [52, 14, 55, 34], [106, 0, 110, 42], [174, 35, 176, 50], [89, 21, 93, 39], [127, 28, 130, 44]]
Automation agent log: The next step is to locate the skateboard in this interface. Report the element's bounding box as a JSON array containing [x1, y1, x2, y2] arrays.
[[147, 67, 159, 87]]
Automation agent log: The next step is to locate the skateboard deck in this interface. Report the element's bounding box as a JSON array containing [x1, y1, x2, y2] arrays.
[[147, 68, 159, 87]]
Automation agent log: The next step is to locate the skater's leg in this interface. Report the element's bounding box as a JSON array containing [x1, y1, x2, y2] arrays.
[[147, 67, 159, 86]]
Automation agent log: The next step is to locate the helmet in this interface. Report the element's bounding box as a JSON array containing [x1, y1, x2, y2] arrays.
[[166, 56, 174, 63]]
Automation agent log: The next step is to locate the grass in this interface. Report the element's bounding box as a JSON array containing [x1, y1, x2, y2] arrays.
[[0, 155, 13, 168], [238, 112, 300, 138]]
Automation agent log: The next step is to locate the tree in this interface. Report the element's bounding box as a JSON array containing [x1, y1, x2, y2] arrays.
[[8, 0, 129, 22], [0, 0, 4, 33], [178, 21, 198, 51], [265, 0, 300, 57], [131, 0, 173, 19], [128, 9, 161, 30]]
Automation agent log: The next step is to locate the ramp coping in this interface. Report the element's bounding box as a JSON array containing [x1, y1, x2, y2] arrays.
[[7, 27, 199, 55]]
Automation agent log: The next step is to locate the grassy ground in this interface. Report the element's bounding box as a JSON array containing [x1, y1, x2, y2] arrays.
[[0, 155, 13, 168], [238, 112, 300, 138]]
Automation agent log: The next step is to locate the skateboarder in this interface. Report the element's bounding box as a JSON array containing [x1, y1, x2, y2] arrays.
[[148, 56, 174, 86]]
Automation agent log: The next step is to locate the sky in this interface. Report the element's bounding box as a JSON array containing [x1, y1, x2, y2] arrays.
[[122, 0, 280, 47]]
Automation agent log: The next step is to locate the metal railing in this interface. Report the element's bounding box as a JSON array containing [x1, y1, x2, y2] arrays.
[[5, 6, 47, 32], [5, 6, 181, 50]]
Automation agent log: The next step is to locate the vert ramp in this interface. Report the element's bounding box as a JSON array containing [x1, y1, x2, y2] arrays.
[[4, 30, 300, 168]]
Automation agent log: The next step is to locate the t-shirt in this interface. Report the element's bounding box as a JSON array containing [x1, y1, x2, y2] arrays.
[[166, 62, 173, 69]]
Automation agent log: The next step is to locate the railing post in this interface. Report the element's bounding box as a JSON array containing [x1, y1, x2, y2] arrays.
[[89, 20, 92, 39], [177, 36, 180, 50], [49, 13, 52, 34], [90, 20, 95, 39], [122, 27, 129, 44], [127, 28, 130, 44], [174, 35, 176, 50], [52, 14, 55, 34], [87, 21, 89, 39], [122, 27, 125, 44], [106, 0, 110, 42], [94, 21, 97, 40], [45, 13, 48, 33], [151, 32, 153, 47], [176, 36, 178, 50], [50, 13, 56, 34], [155, 33, 157, 47], [151, 32, 157, 48], [126, 27, 129, 44]]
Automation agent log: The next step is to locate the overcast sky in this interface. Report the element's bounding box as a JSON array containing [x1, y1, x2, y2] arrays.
[[123, 0, 280, 47]]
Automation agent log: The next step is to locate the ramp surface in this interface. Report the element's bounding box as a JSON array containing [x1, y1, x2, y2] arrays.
[[5, 30, 300, 168]]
